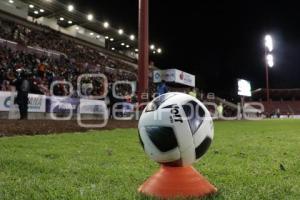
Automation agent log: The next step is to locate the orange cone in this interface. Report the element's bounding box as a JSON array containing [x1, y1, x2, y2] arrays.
[[138, 165, 217, 199]]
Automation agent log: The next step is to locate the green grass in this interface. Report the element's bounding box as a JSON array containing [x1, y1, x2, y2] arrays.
[[0, 120, 300, 200]]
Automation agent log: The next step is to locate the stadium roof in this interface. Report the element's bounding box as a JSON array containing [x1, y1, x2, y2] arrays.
[[22, 0, 162, 54]]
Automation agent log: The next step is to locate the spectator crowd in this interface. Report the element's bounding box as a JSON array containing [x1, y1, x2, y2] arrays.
[[0, 18, 137, 98]]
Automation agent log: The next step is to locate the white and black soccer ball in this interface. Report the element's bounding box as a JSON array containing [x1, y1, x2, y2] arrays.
[[138, 92, 214, 167]]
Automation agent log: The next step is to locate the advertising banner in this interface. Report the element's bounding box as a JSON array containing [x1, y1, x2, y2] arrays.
[[46, 96, 106, 114], [46, 96, 79, 113], [153, 70, 162, 83], [153, 69, 195, 87], [0, 91, 46, 112], [79, 99, 107, 114], [174, 70, 195, 87]]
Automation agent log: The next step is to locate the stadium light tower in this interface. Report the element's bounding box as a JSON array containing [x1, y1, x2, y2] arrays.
[[138, 0, 149, 103], [264, 34, 274, 102]]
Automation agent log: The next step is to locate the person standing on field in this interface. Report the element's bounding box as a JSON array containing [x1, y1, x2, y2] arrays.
[[217, 103, 223, 119], [12, 69, 31, 120], [156, 80, 168, 96], [188, 88, 197, 97]]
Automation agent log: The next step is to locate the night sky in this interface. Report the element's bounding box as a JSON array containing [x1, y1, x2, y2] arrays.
[[68, 0, 300, 98]]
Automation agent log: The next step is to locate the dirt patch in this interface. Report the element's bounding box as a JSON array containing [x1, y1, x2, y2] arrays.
[[0, 119, 138, 137]]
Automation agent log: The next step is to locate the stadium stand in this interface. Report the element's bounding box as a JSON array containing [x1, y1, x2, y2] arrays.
[[0, 17, 138, 97], [261, 101, 300, 116], [252, 88, 300, 116], [2, 2, 298, 120]]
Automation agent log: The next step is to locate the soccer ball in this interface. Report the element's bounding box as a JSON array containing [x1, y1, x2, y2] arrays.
[[138, 92, 214, 167]]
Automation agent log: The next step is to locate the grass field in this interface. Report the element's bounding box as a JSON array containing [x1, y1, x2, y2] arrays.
[[0, 120, 300, 200]]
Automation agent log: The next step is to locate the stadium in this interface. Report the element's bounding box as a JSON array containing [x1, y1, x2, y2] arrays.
[[0, 0, 300, 199]]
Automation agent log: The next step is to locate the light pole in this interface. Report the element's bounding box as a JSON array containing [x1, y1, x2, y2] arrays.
[[264, 35, 274, 102]]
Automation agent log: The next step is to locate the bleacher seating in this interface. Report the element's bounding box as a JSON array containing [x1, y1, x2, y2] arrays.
[[0, 17, 137, 97], [262, 101, 300, 115]]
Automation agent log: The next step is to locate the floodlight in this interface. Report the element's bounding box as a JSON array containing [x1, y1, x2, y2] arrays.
[[265, 35, 273, 52], [68, 4, 74, 12], [118, 29, 124, 35], [130, 34, 135, 40], [266, 54, 274, 67], [87, 14, 93, 21], [103, 22, 109, 28]]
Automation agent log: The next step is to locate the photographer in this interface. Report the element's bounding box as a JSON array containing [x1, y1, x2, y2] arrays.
[[12, 69, 31, 120]]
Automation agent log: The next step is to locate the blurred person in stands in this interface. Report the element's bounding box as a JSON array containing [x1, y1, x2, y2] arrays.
[[12, 69, 31, 120], [188, 87, 197, 97], [156, 80, 168, 96], [217, 103, 223, 119], [37, 62, 46, 78], [199, 90, 205, 101], [123, 91, 133, 117], [0, 69, 9, 91], [131, 92, 138, 104], [124, 91, 132, 103], [81, 80, 93, 97], [36, 78, 50, 95], [276, 108, 281, 118], [1, 80, 10, 91], [0, 68, 4, 88]]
